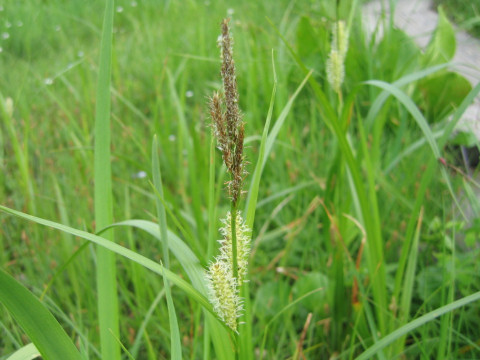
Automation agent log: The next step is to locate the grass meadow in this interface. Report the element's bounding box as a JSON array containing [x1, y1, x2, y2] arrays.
[[1, 0, 480, 359]]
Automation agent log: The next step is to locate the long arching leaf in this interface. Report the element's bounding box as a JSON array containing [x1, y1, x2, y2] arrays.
[[0, 205, 213, 316]]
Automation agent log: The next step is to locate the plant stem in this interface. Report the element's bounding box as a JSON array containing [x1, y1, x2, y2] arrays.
[[230, 201, 240, 358], [230, 201, 239, 298]]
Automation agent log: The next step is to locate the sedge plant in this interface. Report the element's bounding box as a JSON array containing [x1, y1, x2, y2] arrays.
[[2, 1, 480, 359], [205, 18, 251, 344]]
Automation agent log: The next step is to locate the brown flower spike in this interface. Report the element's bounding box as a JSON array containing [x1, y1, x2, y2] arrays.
[[209, 18, 246, 206]]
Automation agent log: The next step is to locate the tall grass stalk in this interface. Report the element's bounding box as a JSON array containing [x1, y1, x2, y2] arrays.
[[93, 0, 119, 358], [152, 135, 182, 359]]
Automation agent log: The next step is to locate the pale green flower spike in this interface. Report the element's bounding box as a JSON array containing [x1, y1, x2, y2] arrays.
[[218, 211, 251, 284], [326, 20, 349, 94], [205, 211, 251, 332], [206, 260, 241, 332], [327, 50, 345, 95], [333, 21, 348, 59]]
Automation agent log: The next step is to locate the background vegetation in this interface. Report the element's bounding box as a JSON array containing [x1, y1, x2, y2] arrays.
[[433, 0, 480, 37], [1, 0, 479, 359]]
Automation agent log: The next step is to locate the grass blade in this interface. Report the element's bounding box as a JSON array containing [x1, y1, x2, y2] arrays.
[[244, 51, 277, 230], [93, 0, 118, 358], [356, 291, 480, 360], [6, 343, 40, 360], [0, 205, 215, 319], [0, 269, 82, 360], [152, 135, 182, 359], [109, 219, 234, 358], [393, 209, 423, 354], [364, 80, 440, 159]]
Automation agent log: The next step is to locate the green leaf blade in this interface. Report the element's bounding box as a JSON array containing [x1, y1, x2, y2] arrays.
[[0, 269, 82, 360]]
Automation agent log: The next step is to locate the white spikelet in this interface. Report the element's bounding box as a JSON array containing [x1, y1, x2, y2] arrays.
[[205, 211, 250, 332]]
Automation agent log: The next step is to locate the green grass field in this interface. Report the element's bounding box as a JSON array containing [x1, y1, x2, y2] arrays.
[[1, 0, 480, 359]]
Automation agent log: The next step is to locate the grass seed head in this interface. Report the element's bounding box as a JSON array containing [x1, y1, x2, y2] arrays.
[[218, 211, 251, 284], [326, 49, 345, 94], [209, 18, 247, 206], [205, 211, 250, 332], [332, 20, 349, 58], [326, 20, 349, 94], [205, 260, 242, 333]]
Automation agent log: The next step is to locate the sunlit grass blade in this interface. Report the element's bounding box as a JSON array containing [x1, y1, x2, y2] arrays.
[[0, 268, 82, 360], [152, 135, 182, 359], [93, 0, 118, 358], [356, 291, 480, 360], [6, 343, 40, 360]]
